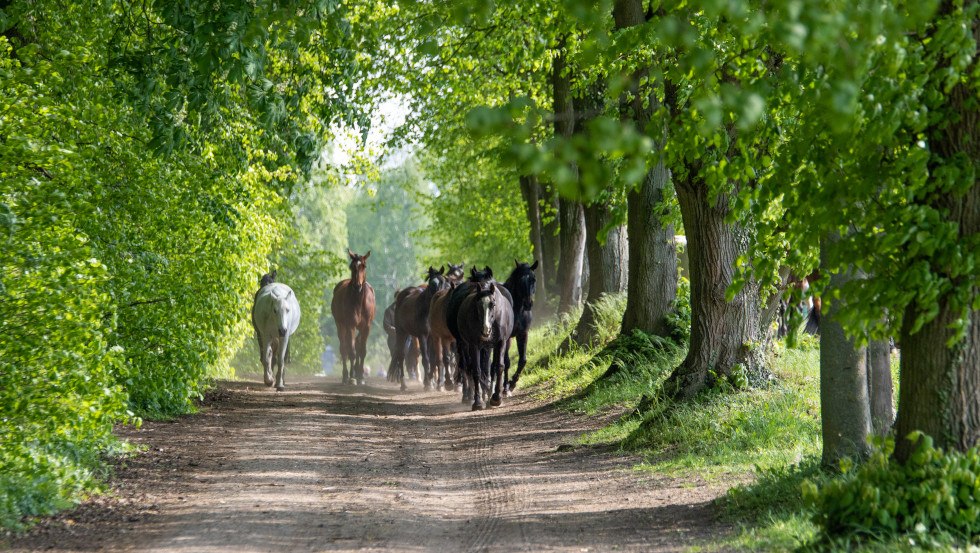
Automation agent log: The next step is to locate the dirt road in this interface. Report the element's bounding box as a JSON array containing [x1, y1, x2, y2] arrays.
[[5, 379, 731, 552]]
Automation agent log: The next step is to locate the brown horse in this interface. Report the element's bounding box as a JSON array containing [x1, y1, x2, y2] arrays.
[[391, 266, 449, 391], [330, 249, 376, 385], [427, 262, 465, 391]]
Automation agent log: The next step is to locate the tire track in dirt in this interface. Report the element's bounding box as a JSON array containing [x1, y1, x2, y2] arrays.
[[4, 378, 734, 553]]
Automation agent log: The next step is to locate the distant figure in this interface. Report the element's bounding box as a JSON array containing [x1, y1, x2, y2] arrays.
[[322, 345, 335, 376]]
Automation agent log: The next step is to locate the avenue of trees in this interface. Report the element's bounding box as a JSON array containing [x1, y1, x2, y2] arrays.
[[1, 0, 978, 542]]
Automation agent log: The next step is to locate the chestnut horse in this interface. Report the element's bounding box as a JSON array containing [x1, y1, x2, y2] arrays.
[[330, 250, 376, 385]]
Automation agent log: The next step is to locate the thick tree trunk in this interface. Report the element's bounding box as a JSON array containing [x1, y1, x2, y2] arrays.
[[552, 44, 585, 316], [867, 337, 894, 437], [896, 300, 980, 461], [574, 201, 628, 343], [894, 13, 980, 462], [620, 164, 677, 338], [820, 239, 873, 467], [665, 175, 773, 398], [519, 174, 548, 304], [614, 0, 678, 338]]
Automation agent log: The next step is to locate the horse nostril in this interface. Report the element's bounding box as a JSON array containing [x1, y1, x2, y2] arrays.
[[279, 328, 287, 337]]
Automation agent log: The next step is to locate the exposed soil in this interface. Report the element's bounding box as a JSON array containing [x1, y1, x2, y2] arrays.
[[3, 378, 733, 552]]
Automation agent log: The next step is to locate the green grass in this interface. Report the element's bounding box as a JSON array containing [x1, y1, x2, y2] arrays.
[[520, 305, 947, 552]]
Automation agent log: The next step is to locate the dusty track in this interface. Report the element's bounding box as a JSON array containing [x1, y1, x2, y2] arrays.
[[5, 378, 731, 552]]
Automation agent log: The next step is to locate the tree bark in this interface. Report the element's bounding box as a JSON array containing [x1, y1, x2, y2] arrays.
[[540, 181, 561, 300], [664, 173, 774, 398], [820, 238, 873, 468], [574, 201, 628, 343], [867, 337, 894, 437], [894, 11, 980, 462], [614, 0, 678, 338], [552, 44, 586, 316], [519, 174, 548, 304]]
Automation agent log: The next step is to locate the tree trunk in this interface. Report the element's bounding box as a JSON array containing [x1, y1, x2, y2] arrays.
[[614, 0, 678, 338], [552, 44, 585, 316], [557, 198, 586, 315], [896, 300, 980, 461], [867, 337, 894, 437], [519, 174, 548, 304], [894, 12, 980, 463], [573, 201, 627, 344], [540, 181, 561, 300], [820, 238, 873, 468], [664, 174, 774, 398]]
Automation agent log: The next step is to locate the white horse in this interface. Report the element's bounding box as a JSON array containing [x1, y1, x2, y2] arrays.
[[252, 281, 301, 391]]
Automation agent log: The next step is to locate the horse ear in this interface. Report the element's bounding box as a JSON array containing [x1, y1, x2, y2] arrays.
[[484, 266, 493, 277], [439, 265, 445, 274], [530, 259, 539, 271], [347, 248, 355, 259], [364, 250, 371, 260]]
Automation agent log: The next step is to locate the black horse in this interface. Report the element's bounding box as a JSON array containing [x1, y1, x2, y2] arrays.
[[451, 267, 514, 410], [391, 266, 449, 391], [502, 260, 537, 394], [447, 266, 493, 402]]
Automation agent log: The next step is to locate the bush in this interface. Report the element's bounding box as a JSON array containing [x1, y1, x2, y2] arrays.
[[804, 433, 980, 545]]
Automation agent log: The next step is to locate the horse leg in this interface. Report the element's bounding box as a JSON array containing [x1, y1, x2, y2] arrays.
[[479, 349, 491, 401], [428, 336, 443, 392], [260, 335, 274, 387], [503, 336, 513, 397], [420, 335, 434, 391], [354, 325, 369, 385], [275, 336, 288, 391], [508, 331, 529, 393], [470, 344, 485, 411], [457, 343, 471, 403], [338, 326, 350, 384], [488, 341, 505, 407], [395, 329, 409, 391]]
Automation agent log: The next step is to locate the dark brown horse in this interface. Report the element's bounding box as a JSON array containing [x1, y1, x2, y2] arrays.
[[427, 262, 465, 391], [391, 266, 449, 391], [330, 249, 376, 385], [383, 301, 421, 381]]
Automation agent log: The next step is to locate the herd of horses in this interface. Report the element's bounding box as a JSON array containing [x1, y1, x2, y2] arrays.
[[251, 249, 538, 411]]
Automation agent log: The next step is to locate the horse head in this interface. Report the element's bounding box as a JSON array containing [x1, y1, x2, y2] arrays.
[[348, 249, 371, 288], [507, 259, 538, 310], [475, 280, 498, 340], [424, 265, 449, 295], [446, 262, 465, 283], [468, 265, 493, 283]]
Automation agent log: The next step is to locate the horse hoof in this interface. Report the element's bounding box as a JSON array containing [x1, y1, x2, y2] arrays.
[[400, 383, 408, 391], [472, 403, 485, 411], [424, 384, 432, 392], [275, 386, 285, 392], [357, 380, 365, 386], [488, 397, 502, 407]]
